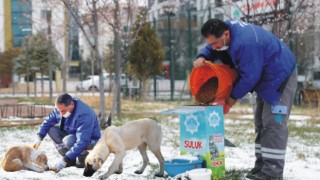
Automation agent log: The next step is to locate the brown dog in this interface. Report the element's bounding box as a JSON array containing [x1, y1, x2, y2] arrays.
[[1, 145, 49, 173]]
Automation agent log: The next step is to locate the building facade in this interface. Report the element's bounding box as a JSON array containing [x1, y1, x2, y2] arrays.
[[0, 0, 81, 88], [0, 0, 32, 51]]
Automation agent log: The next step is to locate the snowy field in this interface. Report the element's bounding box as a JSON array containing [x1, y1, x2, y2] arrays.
[[0, 106, 319, 180]]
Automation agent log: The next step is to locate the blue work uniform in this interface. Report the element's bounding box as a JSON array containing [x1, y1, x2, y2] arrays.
[[37, 98, 101, 161], [197, 20, 297, 177]]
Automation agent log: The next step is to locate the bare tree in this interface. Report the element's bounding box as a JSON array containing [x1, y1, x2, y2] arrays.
[[98, 0, 148, 119], [210, 0, 320, 75], [60, 0, 107, 127], [220, 0, 318, 40], [59, 0, 146, 126]]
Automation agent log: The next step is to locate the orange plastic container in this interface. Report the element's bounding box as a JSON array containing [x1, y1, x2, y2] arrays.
[[190, 62, 238, 113]]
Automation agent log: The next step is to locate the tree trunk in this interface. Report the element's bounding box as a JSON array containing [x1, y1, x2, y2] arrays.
[[63, 5, 69, 93], [41, 73, 44, 97], [114, 0, 121, 119], [26, 78, 30, 97], [141, 79, 149, 101], [47, 10, 53, 102], [33, 73, 37, 97], [108, 72, 113, 94], [92, 1, 106, 129]]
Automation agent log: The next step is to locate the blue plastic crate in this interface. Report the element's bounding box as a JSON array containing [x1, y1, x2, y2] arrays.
[[164, 157, 203, 177]]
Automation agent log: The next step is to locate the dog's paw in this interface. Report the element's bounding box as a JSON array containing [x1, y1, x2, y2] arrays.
[[154, 172, 164, 177], [36, 168, 45, 173], [98, 174, 109, 180], [134, 170, 143, 174], [114, 170, 123, 174], [175, 173, 191, 180], [49, 166, 59, 173]]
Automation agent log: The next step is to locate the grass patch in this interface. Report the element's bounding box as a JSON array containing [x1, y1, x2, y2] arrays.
[[17, 97, 53, 105], [120, 113, 147, 120], [77, 96, 113, 109], [308, 118, 320, 123], [219, 169, 247, 180], [224, 119, 255, 145], [121, 99, 182, 112], [291, 105, 320, 116], [296, 152, 306, 160], [0, 126, 36, 131], [149, 162, 160, 172], [288, 125, 320, 145]]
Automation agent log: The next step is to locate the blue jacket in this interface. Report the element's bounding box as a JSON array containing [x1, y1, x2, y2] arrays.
[[37, 98, 101, 160], [197, 20, 296, 105]]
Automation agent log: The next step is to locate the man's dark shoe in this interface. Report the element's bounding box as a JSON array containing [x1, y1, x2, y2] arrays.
[[254, 172, 283, 180], [76, 153, 88, 168], [66, 160, 76, 167], [76, 161, 85, 168], [246, 168, 261, 179]]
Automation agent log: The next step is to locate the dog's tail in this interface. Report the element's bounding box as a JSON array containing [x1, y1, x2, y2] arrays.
[[0, 158, 4, 168], [2, 158, 23, 172]]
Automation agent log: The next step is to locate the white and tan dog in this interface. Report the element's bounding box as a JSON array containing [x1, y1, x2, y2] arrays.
[[1, 145, 49, 173], [83, 118, 164, 179]]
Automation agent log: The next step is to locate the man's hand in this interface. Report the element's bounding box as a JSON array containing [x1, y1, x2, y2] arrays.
[[33, 136, 42, 150], [53, 159, 67, 172], [226, 96, 237, 107], [193, 57, 206, 68]]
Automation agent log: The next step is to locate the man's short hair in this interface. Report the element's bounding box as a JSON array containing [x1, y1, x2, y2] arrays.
[[201, 19, 229, 38], [56, 93, 73, 106]]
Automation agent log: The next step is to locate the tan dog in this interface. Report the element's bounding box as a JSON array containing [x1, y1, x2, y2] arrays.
[[1, 145, 49, 173], [83, 118, 164, 179]]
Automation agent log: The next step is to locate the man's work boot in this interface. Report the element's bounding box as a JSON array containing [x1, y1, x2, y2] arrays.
[[66, 160, 77, 167], [254, 172, 283, 180], [246, 168, 261, 179], [76, 152, 88, 168]]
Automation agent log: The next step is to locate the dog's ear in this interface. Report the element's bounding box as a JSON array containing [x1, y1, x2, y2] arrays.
[[37, 154, 48, 163], [98, 158, 103, 165]]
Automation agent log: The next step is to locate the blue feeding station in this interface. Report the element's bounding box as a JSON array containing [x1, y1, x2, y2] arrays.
[[161, 106, 226, 179], [164, 155, 203, 177]]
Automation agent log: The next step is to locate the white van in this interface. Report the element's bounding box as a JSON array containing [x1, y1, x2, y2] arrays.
[[76, 73, 127, 91]]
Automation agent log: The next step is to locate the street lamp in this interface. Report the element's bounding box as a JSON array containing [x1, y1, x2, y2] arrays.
[[163, 0, 177, 101]]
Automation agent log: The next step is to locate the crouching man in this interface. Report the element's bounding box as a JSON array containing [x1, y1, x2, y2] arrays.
[[33, 93, 101, 172]]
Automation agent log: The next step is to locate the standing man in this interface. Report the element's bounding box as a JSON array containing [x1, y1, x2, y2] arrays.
[[33, 93, 101, 172], [194, 19, 297, 180]]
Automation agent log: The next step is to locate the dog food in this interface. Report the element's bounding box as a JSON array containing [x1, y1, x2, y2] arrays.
[[195, 77, 218, 105]]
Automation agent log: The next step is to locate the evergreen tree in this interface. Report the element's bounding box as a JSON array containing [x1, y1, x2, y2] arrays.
[[15, 31, 62, 96], [0, 48, 21, 76], [0, 48, 21, 87], [127, 10, 165, 100]]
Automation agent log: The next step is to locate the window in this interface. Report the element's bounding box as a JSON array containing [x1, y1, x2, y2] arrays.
[[314, 72, 320, 80], [69, 66, 80, 78], [40, 10, 47, 19], [200, 0, 204, 10], [11, 0, 32, 47], [215, 13, 224, 20], [215, 0, 222, 7]]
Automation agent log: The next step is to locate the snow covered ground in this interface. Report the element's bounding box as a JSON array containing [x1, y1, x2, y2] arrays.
[[0, 106, 319, 180]]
